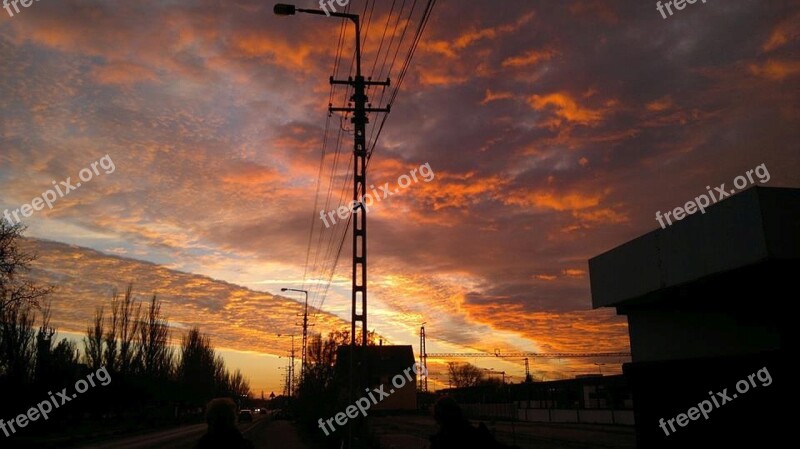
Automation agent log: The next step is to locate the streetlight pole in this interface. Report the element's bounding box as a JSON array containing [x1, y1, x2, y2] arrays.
[[282, 288, 310, 379], [274, 3, 390, 348]]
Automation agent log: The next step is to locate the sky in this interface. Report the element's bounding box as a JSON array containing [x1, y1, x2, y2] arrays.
[[1, 0, 799, 394]]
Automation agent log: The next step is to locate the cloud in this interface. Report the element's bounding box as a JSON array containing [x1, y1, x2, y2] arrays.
[[747, 59, 800, 80], [92, 62, 159, 85], [529, 92, 605, 125], [502, 49, 558, 68], [762, 11, 800, 52]]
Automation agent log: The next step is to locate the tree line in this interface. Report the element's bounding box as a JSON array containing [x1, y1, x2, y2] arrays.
[[0, 222, 250, 436]]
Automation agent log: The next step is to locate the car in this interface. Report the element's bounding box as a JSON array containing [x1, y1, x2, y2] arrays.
[[238, 409, 253, 422]]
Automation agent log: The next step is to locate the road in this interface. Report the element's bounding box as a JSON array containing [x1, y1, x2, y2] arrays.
[[75, 417, 312, 449]]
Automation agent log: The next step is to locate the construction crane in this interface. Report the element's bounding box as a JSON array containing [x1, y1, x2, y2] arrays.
[[427, 351, 630, 385], [416, 325, 630, 391], [425, 351, 630, 358]]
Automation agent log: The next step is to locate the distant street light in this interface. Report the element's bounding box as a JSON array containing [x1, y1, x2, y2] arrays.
[[594, 363, 606, 375]]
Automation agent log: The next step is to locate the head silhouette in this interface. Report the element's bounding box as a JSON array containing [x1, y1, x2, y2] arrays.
[[433, 396, 464, 427], [205, 398, 237, 431]]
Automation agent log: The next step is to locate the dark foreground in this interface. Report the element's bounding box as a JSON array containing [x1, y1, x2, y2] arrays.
[[73, 417, 310, 449], [371, 416, 635, 449], [64, 414, 634, 449]]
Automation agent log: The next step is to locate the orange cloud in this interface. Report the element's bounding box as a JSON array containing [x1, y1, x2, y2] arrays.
[[92, 62, 159, 85], [529, 92, 604, 125], [420, 11, 535, 58], [504, 189, 628, 229], [502, 49, 557, 68], [413, 172, 509, 211], [534, 274, 557, 281], [562, 268, 586, 278], [505, 190, 601, 211], [646, 96, 674, 112], [762, 12, 800, 52], [480, 89, 515, 105], [574, 208, 629, 225], [748, 59, 800, 80], [219, 166, 282, 187], [229, 32, 316, 71], [418, 71, 469, 86]]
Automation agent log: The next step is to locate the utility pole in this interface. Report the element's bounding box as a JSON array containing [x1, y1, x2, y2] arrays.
[[330, 51, 390, 349], [274, 3, 391, 348], [282, 288, 311, 379], [277, 334, 296, 396], [325, 14, 389, 449], [524, 357, 532, 383], [274, 6, 391, 447], [289, 335, 295, 396], [419, 324, 428, 392]]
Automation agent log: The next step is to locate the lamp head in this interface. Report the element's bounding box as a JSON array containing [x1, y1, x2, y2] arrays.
[[274, 4, 297, 16]]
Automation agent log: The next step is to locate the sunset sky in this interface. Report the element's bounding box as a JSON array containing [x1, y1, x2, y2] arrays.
[[1, 0, 798, 395]]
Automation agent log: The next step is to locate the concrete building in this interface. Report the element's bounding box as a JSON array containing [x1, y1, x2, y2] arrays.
[[589, 187, 794, 447], [336, 344, 417, 411]]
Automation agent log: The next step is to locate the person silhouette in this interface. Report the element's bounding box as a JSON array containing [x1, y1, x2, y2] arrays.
[[195, 398, 255, 449], [429, 396, 512, 449]]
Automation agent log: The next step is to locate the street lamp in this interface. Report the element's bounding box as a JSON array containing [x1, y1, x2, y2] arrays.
[[273, 3, 361, 74], [281, 288, 309, 379], [273, 3, 296, 15]]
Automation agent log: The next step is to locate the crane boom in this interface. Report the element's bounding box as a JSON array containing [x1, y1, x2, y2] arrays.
[[425, 352, 630, 358]]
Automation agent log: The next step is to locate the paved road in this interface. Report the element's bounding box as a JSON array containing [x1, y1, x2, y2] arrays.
[[75, 417, 312, 449]]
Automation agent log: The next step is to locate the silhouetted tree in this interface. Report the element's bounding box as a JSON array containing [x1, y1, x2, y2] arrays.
[[83, 307, 105, 370], [35, 304, 78, 387], [117, 284, 141, 376], [178, 327, 217, 403], [104, 296, 119, 373], [0, 301, 36, 383], [0, 222, 51, 313], [294, 330, 356, 434], [228, 369, 250, 398], [448, 362, 484, 388], [136, 295, 172, 378]]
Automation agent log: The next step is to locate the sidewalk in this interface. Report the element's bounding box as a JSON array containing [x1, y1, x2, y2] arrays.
[[245, 420, 315, 449]]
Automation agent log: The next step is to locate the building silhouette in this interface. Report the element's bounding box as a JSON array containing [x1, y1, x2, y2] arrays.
[[590, 187, 794, 447]]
